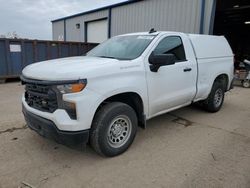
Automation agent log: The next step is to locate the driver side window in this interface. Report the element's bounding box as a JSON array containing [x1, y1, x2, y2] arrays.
[[154, 36, 186, 62]]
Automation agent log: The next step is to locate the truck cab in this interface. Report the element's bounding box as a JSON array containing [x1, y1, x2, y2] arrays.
[[21, 31, 234, 157]]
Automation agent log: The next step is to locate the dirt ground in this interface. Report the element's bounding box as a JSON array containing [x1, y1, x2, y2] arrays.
[[0, 82, 250, 188]]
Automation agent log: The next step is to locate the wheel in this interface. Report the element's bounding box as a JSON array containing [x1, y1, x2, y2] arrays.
[[203, 81, 225, 112], [242, 80, 250, 88], [90, 102, 137, 157]]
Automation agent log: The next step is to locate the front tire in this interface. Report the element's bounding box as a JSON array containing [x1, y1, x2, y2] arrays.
[[203, 81, 225, 112], [90, 102, 137, 157]]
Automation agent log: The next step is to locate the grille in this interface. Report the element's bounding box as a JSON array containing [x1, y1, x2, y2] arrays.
[[25, 83, 58, 113]]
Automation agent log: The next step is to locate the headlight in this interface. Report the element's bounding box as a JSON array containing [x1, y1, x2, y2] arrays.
[[57, 82, 86, 94]]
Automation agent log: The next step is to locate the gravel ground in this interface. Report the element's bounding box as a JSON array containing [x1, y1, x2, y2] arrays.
[[0, 82, 250, 188]]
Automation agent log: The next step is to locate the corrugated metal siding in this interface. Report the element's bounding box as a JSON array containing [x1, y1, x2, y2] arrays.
[[52, 0, 214, 41], [65, 17, 83, 42], [82, 9, 108, 22], [203, 0, 215, 34], [52, 20, 64, 41], [65, 9, 109, 42], [0, 40, 8, 76], [111, 0, 202, 36]]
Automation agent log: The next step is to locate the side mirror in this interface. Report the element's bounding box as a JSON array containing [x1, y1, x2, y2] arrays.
[[149, 52, 175, 72]]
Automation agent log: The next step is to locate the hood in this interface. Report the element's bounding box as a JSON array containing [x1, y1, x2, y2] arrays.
[[22, 56, 120, 81]]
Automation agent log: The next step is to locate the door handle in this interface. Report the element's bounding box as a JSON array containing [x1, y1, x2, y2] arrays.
[[183, 68, 192, 72]]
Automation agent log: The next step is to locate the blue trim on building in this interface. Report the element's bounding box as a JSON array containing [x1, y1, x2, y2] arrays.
[[51, 0, 143, 23], [209, 0, 217, 35], [199, 0, 206, 34], [64, 19, 66, 41], [84, 22, 87, 43], [108, 8, 112, 38]]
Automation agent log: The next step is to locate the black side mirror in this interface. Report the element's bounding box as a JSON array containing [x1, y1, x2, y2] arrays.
[[149, 52, 175, 72]]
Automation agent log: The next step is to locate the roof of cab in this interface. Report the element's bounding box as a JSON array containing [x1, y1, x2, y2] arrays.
[[119, 31, 233, 59], [119, 31, 184, 36]]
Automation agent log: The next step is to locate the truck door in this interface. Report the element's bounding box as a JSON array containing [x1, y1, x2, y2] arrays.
[[145, 35, 197, 117]]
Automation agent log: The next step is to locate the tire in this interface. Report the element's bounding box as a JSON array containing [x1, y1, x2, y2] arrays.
[[242, 80, 250, 88], [203, 81, 225, 112], [90, 102, 137, 157]]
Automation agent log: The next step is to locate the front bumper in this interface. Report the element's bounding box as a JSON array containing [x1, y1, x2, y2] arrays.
[[22, 85, 103, 131], [23, 105, 89, 145]]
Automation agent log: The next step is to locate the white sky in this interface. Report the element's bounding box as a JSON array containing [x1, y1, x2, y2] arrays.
[[0, 0, 126, 40]]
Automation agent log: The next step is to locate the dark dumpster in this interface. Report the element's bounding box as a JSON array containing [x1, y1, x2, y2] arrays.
[[0, 38, 98, 82]]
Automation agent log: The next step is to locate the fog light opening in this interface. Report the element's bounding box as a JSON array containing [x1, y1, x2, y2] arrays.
[[63, 101, 77, 120]]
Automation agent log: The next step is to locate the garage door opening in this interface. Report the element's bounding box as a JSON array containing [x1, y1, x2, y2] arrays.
[[86, 19, 108, 43], [213, 0, 250, 68]]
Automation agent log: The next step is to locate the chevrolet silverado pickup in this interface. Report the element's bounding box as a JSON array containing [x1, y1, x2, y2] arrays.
[[21, 31, 234, 157]]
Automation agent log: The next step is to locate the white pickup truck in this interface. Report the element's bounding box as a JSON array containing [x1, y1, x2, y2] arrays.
[[21, 31, 234, 157]]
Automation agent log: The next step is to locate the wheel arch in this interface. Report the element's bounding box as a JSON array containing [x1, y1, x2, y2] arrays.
[[213, 73, 229, 91], [93, 92, 146, 129]]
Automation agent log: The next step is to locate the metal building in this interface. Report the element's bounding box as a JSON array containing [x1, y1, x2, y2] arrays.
[[52, 0, 250, 60], [52, 0, 214, 43]]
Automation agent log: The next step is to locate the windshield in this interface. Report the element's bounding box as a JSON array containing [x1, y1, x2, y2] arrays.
[[87, 35, 155, 60]]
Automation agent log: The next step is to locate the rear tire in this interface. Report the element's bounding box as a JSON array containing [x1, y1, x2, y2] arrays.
[[90, 102, 137, 157], [203, 81, 225, 112]]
